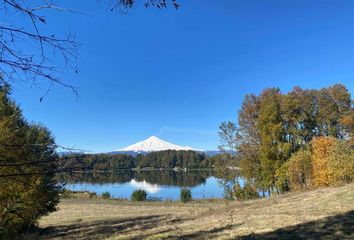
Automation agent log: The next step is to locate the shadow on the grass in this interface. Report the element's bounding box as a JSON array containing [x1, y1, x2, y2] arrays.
[[237, 210, 354, 240], [169, 210, 354, 240], [28, 210, 354, 240], [173, 223, 243, 240], [33, 214, 185, 240]]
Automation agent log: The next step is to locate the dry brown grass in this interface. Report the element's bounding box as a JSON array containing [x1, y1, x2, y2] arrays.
[[29, 183, 354, 239]]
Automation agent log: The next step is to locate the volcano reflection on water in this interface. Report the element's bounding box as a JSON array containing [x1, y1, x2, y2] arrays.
[[129, 179, 161, 194], [59, 170, 237, 200]]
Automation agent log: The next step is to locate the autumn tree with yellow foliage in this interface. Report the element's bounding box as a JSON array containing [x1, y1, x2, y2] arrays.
[[220, 83, 354, 197], [311, 137, 353, 188]]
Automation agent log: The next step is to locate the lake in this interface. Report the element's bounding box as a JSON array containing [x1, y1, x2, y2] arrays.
[[57, 170, 245, 200]]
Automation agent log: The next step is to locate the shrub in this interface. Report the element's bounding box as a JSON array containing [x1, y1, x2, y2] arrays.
[[234, 182, 259, 200], [286, 149, 312, 191], [61, 190, 73, 199], [327, 140, 354, 184], [89, 192, 97, 199], [243, 183, 260, 199], [131, 190, 147, 201], [101, 191, 110, 199], [294, 137, 354, 189], [180, 188, 192, 203], [310, 137, 354, 187]]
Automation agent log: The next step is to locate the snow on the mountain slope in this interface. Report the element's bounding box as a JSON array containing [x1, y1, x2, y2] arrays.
[[117, 136, 201, 152]]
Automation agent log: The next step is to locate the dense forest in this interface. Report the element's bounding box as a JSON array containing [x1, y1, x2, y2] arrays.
[[59, 150, 216, 171], [136, 150, 214, 169], [220, 84, 354, 197], [59, 154, 136, 171]]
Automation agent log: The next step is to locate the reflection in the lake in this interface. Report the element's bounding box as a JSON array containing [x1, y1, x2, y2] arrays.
[[56, 170, 214, 187], [57, 171, 243, 200], [129, 179, 161, 194]]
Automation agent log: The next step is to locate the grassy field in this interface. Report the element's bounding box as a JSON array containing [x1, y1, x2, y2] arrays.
[[29, 183, 354, 239]]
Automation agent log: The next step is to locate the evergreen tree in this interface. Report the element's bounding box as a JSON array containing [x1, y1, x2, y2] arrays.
[[0, 85, 61, 238]]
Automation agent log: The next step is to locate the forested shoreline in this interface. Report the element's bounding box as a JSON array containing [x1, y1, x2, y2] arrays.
[[59, 150, 218, 171]]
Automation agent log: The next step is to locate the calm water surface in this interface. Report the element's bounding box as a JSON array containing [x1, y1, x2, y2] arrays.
[[58, 171, 245, 200]]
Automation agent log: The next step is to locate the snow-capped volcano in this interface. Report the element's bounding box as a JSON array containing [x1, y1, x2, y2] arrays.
[[117, 136, 201, 152]]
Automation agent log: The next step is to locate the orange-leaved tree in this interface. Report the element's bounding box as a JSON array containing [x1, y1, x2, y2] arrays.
[[311, 137, 336, 187]]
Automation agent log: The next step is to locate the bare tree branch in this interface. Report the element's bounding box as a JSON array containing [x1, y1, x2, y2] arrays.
[[0, 0, 80, 99], [0, 0, 179, 99], [111, 0, 179, 12]]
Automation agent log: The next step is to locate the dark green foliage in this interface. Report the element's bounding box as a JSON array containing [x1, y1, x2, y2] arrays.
[[101, 191, 111, 199], [60, 150, 214, 171], [136, 150, 212, 169], [180, 188, 192, 202], [59, 153, 136, 171], [0, 85, 61, 238], [131, 190, 147, 201]]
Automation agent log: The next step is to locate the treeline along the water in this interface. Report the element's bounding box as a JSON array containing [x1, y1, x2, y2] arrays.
[[59, 150, 217, 171]]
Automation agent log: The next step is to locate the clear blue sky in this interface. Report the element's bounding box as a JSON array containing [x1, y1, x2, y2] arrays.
[[10, 0, 354, 152]]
